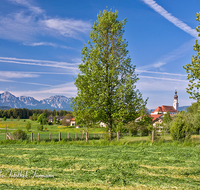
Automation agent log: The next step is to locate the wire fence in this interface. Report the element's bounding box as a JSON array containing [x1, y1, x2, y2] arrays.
[[1, 130, 200, 142], [1, 131, 119, 142]]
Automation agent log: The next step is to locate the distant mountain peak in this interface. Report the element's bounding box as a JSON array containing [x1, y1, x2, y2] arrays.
[[2, 91, 14, 96], [0, 91, 72, 111]]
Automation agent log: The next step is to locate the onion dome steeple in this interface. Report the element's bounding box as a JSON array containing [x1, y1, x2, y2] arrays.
[[173, 89, 179, 111]]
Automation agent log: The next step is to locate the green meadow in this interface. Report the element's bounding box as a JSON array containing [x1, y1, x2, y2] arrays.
[[1, 119, 200, 189], [0, 143, 200, 189]]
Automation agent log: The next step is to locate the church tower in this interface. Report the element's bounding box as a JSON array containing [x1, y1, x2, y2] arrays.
[[173, 90, 179, 111]]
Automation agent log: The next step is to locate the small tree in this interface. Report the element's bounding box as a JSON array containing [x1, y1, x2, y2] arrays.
[[17, 116, 20, 121], [123, 122, 138, 135], [26, 122, 31, 132], [37, 125, 43, 131], [10, 116, 13, 121], [62, 114, 73, 126], [136, 114, 152, 136], [170, 114, 192, 141], [53, 116, 57, 124], [32, 113, 37, 121], [163, 111, 172, 124], [187, 102, 199, 114], [3, 116, 6, 121], [37, 113, 47, 125], [62, 117, 70, 126]]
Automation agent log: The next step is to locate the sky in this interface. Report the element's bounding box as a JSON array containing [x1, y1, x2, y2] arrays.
[[0, 0, 199, 109]]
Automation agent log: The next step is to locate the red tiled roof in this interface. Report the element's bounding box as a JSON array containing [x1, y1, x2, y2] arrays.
[[151, 105, 177, 114], [71, 118, 75, 121], [150, 114, 163, 121]]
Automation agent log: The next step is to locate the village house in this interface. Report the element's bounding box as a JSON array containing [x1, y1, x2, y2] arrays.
[[48, 116, 64, 123], [70, 118, 76, 126]]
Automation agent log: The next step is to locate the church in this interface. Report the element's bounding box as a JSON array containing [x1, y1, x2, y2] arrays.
[[150, 90, 179, 124]]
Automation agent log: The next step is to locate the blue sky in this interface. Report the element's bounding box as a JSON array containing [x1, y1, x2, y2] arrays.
[[0, 0, 199, 109]]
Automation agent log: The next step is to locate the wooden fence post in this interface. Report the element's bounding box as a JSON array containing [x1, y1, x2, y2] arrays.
[[49, 133, 51, 140], [59, 132, 61, 141], [75, 133, 77, 140], [117, 131, 120, 142], [31, 133, 33, 142], [109, 129, 111, 141], [152, 130, 154, 142], [82, 133, 83, 139], [38, 133, 40, 141], [86, 132, 88, 143], [5, 124, 7, 140]]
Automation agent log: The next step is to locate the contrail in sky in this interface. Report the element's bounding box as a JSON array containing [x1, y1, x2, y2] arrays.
[[141, 0, 198, 39]]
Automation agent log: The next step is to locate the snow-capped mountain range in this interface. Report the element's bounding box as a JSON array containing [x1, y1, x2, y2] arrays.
[[0, 91, 72, 111]]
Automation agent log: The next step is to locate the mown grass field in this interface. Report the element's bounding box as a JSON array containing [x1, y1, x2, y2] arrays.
[[0, 142, 200, 189]]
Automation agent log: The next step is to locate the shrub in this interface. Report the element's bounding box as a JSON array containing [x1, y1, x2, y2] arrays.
[[62, 116, 71, 126], [17, 116, 20, 121], [10, 116, 13, 121], [170, 114, 192, 141], [32, 113, 37, 121], [148, 126, 162, 142], [26, 122, 31, 132], [37, 113, 47, 125], [13, 130, 27, 140], [37, 125, 43, 131], [3, 116, 6, 121]]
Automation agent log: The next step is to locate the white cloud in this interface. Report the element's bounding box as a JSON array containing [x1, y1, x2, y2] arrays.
[[136, 70, 187, 77], [139, 75, 187, 83], [42, 18, 91, 39], [0, 70, 77, 76], [10, 82, 77, 100], [0, 57, 79, 73], [0, 78, 51, 86], [0, 56, 78, 65], [153, 62, 166, 68], [138, 39, 194, 70], [0, 1, 91, 42], [0, 11, 40, 41], [8, 0, 44, 14], [0, 78, 15, 82], [141, 0, 198, 38], [0, 71, 39, 78], [23, 42, 73, 49], [22, 71, 75, 75]]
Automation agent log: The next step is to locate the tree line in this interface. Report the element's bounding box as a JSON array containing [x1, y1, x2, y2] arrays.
[[0, 108, 72, 119]]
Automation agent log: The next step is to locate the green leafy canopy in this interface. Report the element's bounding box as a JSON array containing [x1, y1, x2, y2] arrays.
[[183, 12, 200, 102], [72, 9, 147, 130]]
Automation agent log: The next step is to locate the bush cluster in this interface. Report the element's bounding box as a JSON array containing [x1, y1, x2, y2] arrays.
[[13, 130, 27, 140]]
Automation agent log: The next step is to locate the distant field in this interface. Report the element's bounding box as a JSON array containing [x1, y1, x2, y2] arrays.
[[0, 143, 200, 189], [0, 119, 106, 141]]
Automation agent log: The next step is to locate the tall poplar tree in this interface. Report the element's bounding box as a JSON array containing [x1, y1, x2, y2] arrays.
[[183, 12, 200, 103], [72, 9, 147, 131]]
